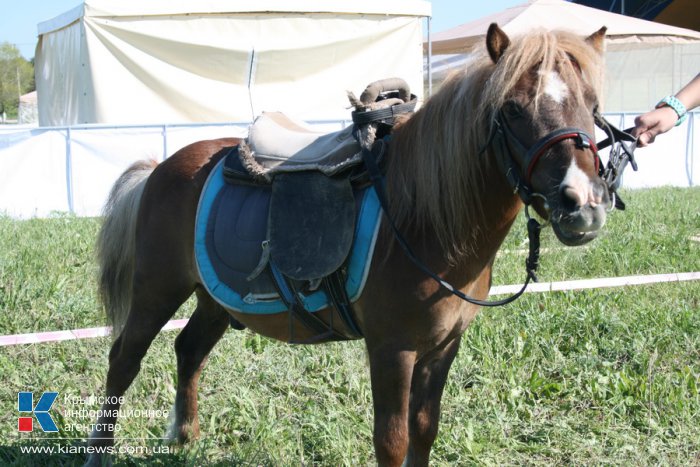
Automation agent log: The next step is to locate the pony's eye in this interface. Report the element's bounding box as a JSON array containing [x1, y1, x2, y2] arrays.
[[567, 53, 581, 73]]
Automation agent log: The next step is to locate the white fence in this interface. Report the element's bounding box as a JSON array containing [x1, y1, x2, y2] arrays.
[[0, 113, 697, 218]]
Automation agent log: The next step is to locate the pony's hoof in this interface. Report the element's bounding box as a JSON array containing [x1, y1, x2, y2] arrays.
[[229, 316, 246, 330]]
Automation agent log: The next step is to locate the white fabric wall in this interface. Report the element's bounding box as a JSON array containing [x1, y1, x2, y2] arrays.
[[0, 123, 249, 218], [35, 20, 92, 125], [0, 129, 70, 217], [0, 114, 696, 219]]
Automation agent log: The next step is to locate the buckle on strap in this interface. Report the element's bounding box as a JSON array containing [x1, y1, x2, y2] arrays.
[[575, 134, 591, 149], [351, 99, 418, 126]]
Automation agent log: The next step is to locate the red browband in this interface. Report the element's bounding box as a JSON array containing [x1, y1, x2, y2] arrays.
[[526, 132, 599, 183]]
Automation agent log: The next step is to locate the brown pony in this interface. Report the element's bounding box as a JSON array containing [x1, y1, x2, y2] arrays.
[[86, 25, 609, 466]]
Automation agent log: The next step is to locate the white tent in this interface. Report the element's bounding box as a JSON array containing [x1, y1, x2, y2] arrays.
[[18, 91, 38, 124], [427, 0, 700, 112], [35, 0, 430, 126]]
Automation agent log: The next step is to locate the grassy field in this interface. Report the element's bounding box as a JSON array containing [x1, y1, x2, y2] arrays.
[[0, 186, 699, 466]]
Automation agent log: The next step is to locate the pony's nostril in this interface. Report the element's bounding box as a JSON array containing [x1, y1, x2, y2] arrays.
[[560, 185, 582, 211]]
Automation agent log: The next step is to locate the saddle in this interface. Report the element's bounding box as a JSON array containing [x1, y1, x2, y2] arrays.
[[196, 78, 417, 343], [234, 112, 363, 180], [225, 112, 364, 282]]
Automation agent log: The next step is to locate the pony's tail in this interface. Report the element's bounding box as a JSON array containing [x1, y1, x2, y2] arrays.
[[96, 159, 158, 336]]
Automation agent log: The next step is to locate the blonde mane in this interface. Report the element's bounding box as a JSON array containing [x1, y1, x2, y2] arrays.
[[387, 29, 604, 262]]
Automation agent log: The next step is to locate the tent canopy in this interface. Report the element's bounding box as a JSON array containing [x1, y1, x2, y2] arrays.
[[428, 0, 700, 55], [426, 0, 699, 113], [571, 0, 700, 32], [36, 0, 430, 126]]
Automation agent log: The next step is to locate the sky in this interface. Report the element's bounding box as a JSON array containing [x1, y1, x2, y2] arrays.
[[0, 0, 525, 60]]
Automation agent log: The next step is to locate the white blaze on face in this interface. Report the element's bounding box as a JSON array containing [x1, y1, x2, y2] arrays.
[[562, 159, 600, 208], [541, 71, 568, 104]]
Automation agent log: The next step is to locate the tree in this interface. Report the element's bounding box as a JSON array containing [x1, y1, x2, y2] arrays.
[[0, 42, 34, 121]]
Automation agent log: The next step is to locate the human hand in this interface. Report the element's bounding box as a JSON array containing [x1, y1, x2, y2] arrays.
[[632, 106, 679, 147]]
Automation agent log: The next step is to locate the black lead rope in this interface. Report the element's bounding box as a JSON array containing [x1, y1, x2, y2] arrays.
[[361, 136, 540, 307]]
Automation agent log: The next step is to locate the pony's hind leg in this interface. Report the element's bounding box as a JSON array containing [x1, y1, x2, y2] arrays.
[[168, 288, 231, 444], [85, 283, 194, 466]]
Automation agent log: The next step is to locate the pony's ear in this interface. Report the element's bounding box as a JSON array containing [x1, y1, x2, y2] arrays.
[[585, 26, 607, 54], [486, 23, 510, 63]]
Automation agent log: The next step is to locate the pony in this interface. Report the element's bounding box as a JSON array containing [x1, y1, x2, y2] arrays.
[[86, 24, 610, 466]]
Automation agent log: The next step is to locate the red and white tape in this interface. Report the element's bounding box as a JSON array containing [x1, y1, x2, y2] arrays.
[[1, 272, 699, 346]]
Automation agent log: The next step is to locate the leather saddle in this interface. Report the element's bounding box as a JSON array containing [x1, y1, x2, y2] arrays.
[[235, 111, 363, 180]]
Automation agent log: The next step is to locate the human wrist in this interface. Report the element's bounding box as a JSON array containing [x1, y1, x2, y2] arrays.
[[656, 95, 687, 126]]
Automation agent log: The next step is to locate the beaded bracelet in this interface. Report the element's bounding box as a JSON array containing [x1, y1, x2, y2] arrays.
[[656, 95, 687, 126]]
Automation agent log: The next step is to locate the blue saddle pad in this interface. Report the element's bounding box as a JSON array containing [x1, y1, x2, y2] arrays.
[[195, 157, 382, 314]]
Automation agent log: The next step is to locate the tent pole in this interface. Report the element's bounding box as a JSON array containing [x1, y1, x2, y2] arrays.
[[427, 16, 432, 97]]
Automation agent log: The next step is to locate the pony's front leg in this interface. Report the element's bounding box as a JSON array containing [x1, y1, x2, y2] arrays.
[[405, 337, 462, 467], [368, 344, 417, 467]]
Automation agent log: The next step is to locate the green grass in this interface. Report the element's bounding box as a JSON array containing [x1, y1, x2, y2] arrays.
[[0, 187, 699, 466]]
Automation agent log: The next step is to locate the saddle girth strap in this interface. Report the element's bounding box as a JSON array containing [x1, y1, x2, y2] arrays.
[[269, 261, 341, 344], [322, 270, 363, 339], [269, 261, 362, 343]]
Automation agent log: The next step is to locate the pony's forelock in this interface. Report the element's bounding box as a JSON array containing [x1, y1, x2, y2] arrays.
[[477, 29, 604, 125]]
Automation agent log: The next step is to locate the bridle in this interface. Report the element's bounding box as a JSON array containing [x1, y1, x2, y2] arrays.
[[491, 109, 597, 206], [482, 105, 637, 289], [489, 107, 637, 209], [356, 97, 638, 308]]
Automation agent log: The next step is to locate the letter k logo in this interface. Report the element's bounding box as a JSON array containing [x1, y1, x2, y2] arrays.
[[18, 392, 59, 432]]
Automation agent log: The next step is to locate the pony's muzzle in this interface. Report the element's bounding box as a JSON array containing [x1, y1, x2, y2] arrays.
[[550, 180, 609, 245]]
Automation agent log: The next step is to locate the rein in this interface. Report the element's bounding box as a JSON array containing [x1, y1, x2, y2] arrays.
[[355, 101, 638, 308], [594, 112, 638, 209], [359, 136, 539, 307]]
